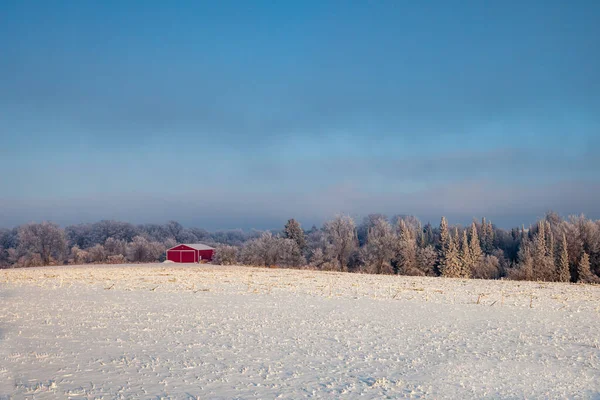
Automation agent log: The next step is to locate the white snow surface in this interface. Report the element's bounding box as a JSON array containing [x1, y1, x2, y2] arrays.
[[1, 264, 600, 399]]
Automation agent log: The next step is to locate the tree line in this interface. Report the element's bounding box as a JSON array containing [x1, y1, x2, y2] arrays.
[[0, 213, 598, 283]]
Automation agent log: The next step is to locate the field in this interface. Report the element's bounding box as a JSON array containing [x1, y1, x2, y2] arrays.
[[1, 264, 600, 399]]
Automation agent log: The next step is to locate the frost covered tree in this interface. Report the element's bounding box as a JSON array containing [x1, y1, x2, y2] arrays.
[[283, 219, 306, 251], [511, 237, 533, 280], [545, 221, 555, 260], [104, 237, 128, 257], [88, 244, 107, 263], [423, 223, 436, 248], [577, 252, 594, 283], [213, 245, 238, 265], [531, 221, 555, 280], [277, 238, 306, 267], [357, 214, 387, 246], [71, 246, 89, 264], [416, 245, 437, 276], [396, 220, 419, 275], [556, 233, 571, 283], [309, 247, 326, 269], [440, 227, 461, 278], [469, 222, 483, 267], [127, 236, 164, 262], [323, 215, 358, 271], [18, 222, 67, 265], [437, 216, 450, 275], [239, 232, 279, 266], [239, 232, 305, 267], [472, 255, 501, 279], [459, 229, 472, 278], [481, 219, 495, 255], [362, 217, 395, 274]]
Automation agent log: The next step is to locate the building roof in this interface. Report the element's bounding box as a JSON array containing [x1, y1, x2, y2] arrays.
[[181, 243, 215, 251], [167, 243, 215, 251]]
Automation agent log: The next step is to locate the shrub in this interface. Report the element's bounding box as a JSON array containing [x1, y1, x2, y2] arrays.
[[107, 254, 126, 264]]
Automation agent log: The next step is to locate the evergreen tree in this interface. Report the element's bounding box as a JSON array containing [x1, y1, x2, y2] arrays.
[[460, 229, 472, 278], [577, 252, 593, 283], [415, 222, 426, 248], [516, 237, 534, 280], [396, 220, 418, 275], [556, 233, 571, 283], [480, 217, 488, 252], [284, 218, 306, 251], [437, 217, 450, 275], [441, 228, 462, 278], [424, 223, 435, 247], [469, 222, 483, 268], [545, 221, 554, 260], [532, 221, 551, 280], [482, 220, 495, 254]]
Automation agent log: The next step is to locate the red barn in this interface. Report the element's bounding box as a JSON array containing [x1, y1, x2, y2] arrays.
[[166, 243, 215, 263]]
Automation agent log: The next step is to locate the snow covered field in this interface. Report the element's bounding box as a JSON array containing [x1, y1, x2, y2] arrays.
[[1, 264, 600, 399]]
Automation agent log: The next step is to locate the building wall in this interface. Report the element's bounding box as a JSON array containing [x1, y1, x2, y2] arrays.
[[167, 245, 214, 263], [198, 249, 214, 261]]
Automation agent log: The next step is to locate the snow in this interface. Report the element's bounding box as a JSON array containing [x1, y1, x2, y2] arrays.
[[1, 264, 600, 399]]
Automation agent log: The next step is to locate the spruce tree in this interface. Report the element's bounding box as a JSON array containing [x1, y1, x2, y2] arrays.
[[533, 221, 549, 280], [441, 228, 462, 278], [424, 223, 434, 247], [460, 229, 472, 278], [469, 222, 483, 268], [284, 218, 306, 251], [480, 218, 488, 252], [577, 252, 593, 283], [486, 221, 495, 254], [556, 233, 570, 283], [396, 220, 417, 275], [438, 217, 450, 275], [545, 221, 554, 260], [517, 237, 534, 280], [415, 222, 425, 248]]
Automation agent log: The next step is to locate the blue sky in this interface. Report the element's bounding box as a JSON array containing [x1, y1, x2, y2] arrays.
[[1, 1, 599, 229]]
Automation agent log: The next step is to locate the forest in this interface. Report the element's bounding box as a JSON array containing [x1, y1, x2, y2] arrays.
[[0, 212, 598, 283]]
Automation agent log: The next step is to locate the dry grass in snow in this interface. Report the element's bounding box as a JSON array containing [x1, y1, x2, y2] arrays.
[[1, 264, 600, 399]]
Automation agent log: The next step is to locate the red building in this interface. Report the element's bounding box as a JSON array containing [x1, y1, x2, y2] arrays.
[[166, 243, 215, 263]]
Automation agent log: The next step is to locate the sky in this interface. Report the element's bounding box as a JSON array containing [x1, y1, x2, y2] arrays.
[[1, 0, 599, 230]]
